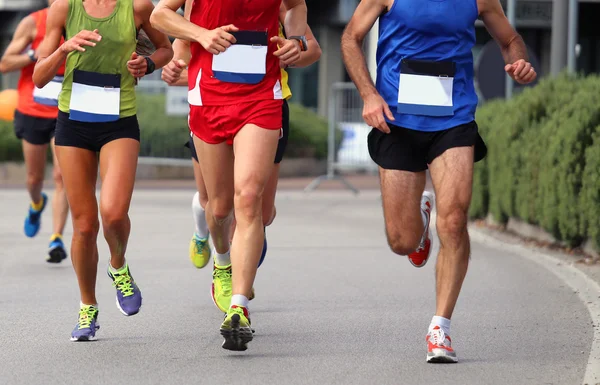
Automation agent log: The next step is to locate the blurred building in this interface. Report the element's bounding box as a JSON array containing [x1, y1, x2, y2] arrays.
[[1, 0, 600, 113]]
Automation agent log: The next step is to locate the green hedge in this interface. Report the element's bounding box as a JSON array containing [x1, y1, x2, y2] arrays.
[[471, 73, 600, 249], [0, 93, 331, 161]]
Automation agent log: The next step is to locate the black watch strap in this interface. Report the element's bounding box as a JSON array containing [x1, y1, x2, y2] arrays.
[[289, 36, 308, 52], [144, 56, 156, 75]]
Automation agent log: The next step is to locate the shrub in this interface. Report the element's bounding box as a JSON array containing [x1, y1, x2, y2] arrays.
[[471, 73, 600, 248]]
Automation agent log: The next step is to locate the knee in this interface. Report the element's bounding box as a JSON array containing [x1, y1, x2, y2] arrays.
[[26, 170, 44, 188], [436, 208, 468, 240], [234, 186, 262, 222], [72, 213, 99, 238], [100, 208, 129, 233], [386, 225, 421, 256], [210, 196, 234, 222], [52, 167, 64, 188]]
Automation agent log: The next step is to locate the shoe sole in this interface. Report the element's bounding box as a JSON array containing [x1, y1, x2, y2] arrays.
[[220, 314, 253, 351], [427, 351, 458, 363], [70, 325, 100, 342], [47, 247, 67, 264]]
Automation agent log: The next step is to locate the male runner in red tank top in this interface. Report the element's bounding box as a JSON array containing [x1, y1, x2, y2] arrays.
[[151, 0, 307, 351], [0, 1, 70, 264]]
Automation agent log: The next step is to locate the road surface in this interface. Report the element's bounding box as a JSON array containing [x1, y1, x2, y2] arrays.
[[0, 189, 592, 385]]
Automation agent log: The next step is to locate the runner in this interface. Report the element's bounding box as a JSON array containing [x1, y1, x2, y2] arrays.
[[0, 0, 70, 263], [161, 1, 321, 301], [33, 0, 173, 341], [151, 0, 308, 350], [341, 0, 536, 362]]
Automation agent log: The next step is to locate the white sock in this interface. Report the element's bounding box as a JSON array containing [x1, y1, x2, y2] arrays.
[[231, 294, 249, 309], [109, 260, 126, 273], [192, 192, 209, 239], [214, 249, 231, 266], [429, 315, 451, 335], [80, 302, 98, 309]]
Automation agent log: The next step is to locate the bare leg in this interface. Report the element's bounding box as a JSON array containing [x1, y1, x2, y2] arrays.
[[428, 147, 474, 319], [379, 168, 427, 255], [50, 138, 69, 236], [55, 146, 99, 305], [98, 139, 139, 270], [231, 124, 279, 298], [22, 140, 48, 205]]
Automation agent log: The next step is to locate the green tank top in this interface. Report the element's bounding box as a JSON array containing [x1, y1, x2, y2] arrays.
[[59, 0, 137, 117]]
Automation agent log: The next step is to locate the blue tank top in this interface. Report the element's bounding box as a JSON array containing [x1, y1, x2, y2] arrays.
[[375, 0, 479, 132]]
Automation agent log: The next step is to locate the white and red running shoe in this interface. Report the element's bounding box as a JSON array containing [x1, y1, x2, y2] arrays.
[[426, 326, 458, 363], [408, 191, 434, 268]]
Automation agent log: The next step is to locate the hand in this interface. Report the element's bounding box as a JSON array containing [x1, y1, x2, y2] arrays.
[[127, 52, 147, 78], [197, 25, 238, 55], [162, 59, 187, 85], [505, 59, 537, 84], [60, 29, 101, 53], [271, 36, 301, 67], [363, 93, 395, 134]]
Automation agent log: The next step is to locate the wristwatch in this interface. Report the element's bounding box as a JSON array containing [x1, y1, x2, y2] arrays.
[[288, 36, 308, 52], [26, 49, 37, 62], [144, 56, 156, 75]]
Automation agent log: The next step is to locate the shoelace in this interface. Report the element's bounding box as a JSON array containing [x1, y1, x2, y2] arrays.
[[77, 307, 97, 330], [213, 267, 232, 295], [112, 273, 135, 297], [194, 238, 208, 253], [429, 329, 449, 347]]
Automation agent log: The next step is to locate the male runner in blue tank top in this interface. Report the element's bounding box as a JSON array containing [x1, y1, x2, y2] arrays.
[[342, 0, 536, 363]]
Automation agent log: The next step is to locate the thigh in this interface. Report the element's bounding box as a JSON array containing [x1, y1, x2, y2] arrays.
[[194, 135, 235, 202], [233, 123, 280, 195], [22, 140, 48, 177], [380, 167, 427, 233], [50, 138, 62, 176], [98, 138, 139, 216], [428, 146, 474, 219], [55, 145, 98, 218]]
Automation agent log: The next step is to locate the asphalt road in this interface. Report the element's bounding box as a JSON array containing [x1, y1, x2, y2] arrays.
[[0, 189, 592, 385]]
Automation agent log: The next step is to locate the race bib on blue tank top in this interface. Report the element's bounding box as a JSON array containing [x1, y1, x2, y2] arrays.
[[212, 30, 268, 84], [33, 76, 63, 107], [397, 60, 455, 117], [69, 70, 120, 123]]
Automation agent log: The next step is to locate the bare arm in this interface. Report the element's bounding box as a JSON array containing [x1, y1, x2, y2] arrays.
[[282, 0, 307, 38], [479, 0, 536, 83], [278, 5, 321, 68], [33, 0, 69, 87], [0, 16, 36, 73], [479, 0, 527, 64], [341, 0, 388, 99], [162, 0, 192, 87], [135, 0, 174, 69], [150, 0, 207, 42]]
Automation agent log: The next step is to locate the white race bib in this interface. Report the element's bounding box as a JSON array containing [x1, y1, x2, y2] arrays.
[[212, 30, 268, 85], [33, 76, 63, 106], [397, 60, 455, 117], [69, 70, 120, 123]]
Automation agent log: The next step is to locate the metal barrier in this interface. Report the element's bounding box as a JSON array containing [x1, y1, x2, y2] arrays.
[[305, 82, 377, 194]]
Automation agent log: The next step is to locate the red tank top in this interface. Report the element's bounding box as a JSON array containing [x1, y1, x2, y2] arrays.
[[17, 8, 65, 119], [188, 0, 282, 106]]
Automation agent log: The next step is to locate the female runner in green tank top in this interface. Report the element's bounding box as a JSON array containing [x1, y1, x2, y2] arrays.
[[33, 0, 173, 341]]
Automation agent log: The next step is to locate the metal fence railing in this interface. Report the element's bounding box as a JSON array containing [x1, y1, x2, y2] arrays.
[[305, 82, 377, 193]]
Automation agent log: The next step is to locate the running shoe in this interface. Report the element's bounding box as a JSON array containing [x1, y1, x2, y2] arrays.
[[408, 191, 434, 268], [70, 305, 100, 342], [211, 264, 232, 313], [107, 264, 142, 316], [189, 233, 211, 268], [220, 305, 253, 351], [426, 326, 458, 363], [24, 193, 47, 238], [47, 235, 67, 263]]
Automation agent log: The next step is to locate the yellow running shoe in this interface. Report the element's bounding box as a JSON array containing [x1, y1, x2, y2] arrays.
[[220, 305, 253, 351], [211, 264, 232, 313], [189, 234, 211, 269]]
